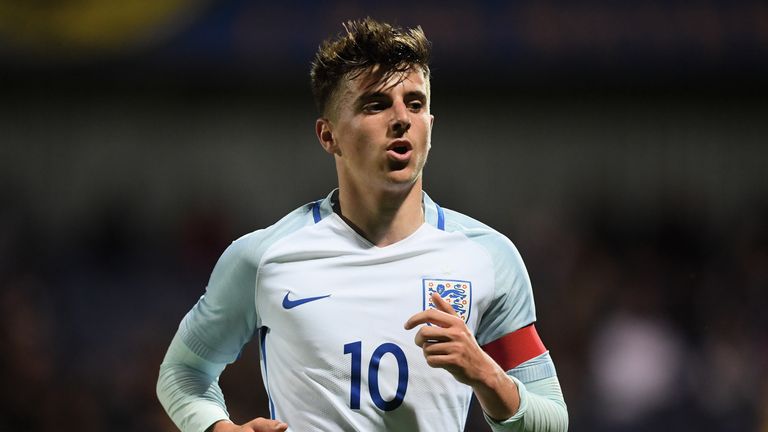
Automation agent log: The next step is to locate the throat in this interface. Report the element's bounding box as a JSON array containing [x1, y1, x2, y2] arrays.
[[335, 184, 425, 247]]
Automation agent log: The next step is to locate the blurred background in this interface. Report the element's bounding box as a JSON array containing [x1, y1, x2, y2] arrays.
[[1, 1, 767, 431]]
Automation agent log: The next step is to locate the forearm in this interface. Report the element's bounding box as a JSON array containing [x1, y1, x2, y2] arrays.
[[483, 375, 568, 432], [157, 333, 231, 432]]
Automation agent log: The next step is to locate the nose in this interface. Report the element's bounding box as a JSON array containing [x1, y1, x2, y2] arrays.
[[390, 101, 411, 136]]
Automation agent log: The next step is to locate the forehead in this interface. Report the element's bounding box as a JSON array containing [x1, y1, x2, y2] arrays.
[[341, 66, 429, 101], [358, 67, 427, 93]]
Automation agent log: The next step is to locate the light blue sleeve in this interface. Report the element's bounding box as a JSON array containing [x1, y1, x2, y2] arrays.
[[423, 194, 536, 343], [441, 210, 567, 430], [483, 373, 569, 432], [467, 233, 568, 430], [470, 231, 536, 346], [157, 232, 263, 432], [157, 333, 231, 432], [157, 204, 315, 432]]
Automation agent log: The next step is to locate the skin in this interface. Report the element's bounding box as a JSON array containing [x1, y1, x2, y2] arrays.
[[212, 65, 519, 431], [405, 292, 521, 421], [211, 419, 287, 432], [315, 66, 433, 246]]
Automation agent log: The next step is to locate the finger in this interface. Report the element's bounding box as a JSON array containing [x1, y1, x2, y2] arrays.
[[414, 326, 451, 346], [404, 308, 460, 330], [417, 324, 452, 340], [247, 418, 289, 431], [431, 292, 459, 316], [422, 353, 458, 369], [422, 341, 458, 356]]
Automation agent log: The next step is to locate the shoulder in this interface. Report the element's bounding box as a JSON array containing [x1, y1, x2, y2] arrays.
[[222, 201, 317, 266], [438, 207, 537, 342], [440, 206, 524, 267]]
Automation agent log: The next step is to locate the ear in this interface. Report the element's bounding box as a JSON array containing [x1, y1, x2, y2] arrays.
[[427, 114, 435, 150], [316, 118, 339, 155]]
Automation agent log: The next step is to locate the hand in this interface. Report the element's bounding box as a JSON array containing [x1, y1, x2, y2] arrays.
[[210, 418, 288, 432], [404, 292, 520, 420], [403, 292, 496, 385]]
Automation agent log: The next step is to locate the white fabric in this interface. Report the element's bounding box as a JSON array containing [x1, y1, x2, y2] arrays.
[[157, 190, 562, 432]]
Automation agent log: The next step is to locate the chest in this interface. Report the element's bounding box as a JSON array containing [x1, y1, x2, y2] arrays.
[[255, 229, 495, 349]]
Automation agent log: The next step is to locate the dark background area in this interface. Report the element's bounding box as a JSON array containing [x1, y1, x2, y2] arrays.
[[1, 1, 767, 431]]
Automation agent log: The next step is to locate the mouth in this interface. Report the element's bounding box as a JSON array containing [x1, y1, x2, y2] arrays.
[[387, 140, 413, 159]]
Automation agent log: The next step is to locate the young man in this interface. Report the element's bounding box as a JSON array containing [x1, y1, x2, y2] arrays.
[[158, 18, 568, 432]]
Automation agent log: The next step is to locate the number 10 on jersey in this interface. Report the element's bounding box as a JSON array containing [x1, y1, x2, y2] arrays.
[[343, 341, 409, 411]]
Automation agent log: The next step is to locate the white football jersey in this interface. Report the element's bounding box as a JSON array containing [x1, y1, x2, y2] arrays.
[[176, 190, 540, 432]]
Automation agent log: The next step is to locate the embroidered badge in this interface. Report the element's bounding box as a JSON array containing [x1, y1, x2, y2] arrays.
[[422, 278, 472, 323]]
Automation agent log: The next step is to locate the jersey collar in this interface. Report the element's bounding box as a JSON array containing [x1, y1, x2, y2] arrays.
[[312, 188, 444, 231]]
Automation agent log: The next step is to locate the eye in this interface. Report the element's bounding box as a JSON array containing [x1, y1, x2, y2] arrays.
[[408, 100, 424, 112], [363, 101, 388, 113]]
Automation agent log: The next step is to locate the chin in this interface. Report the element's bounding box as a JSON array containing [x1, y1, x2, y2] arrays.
[[383, 171, 422, 189]]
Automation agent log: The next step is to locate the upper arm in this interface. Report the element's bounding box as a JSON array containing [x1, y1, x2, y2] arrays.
[[472, 233, 555, 379], [178, 233, 261, 365], [475, 233, 537, 346]]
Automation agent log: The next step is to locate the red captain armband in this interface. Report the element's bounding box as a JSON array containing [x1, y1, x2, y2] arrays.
[[481, 324, 547, 371]]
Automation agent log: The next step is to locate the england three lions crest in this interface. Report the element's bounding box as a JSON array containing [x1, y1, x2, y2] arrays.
[[422, 278, 472, 323]]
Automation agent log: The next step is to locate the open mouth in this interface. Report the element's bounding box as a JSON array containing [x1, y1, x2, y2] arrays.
[[392, 145, 409, 155], [387, 140, 413, 157]]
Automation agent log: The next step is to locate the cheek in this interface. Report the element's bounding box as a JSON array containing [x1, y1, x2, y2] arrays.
[[417, 118, 433, 147], [336, 122, 366, 154], [348, 122, 381, 153]]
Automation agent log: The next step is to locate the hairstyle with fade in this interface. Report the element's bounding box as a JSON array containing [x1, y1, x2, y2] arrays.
[[310, 17, 432, 117]]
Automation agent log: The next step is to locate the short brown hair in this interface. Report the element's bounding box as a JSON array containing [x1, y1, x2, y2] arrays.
[[310, 17, 431, 116]]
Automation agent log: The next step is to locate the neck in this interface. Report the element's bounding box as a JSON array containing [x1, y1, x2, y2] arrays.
[[336, 180, 424, 247]]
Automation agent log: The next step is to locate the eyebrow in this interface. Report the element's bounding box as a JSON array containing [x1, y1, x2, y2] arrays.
[[356, 90, 428, 105], [358, 91, 389, 102], [404, 90, 428, 101]]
